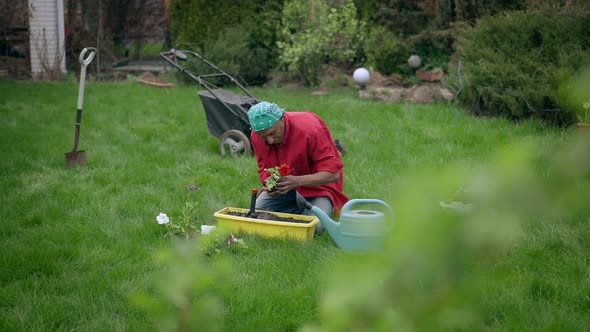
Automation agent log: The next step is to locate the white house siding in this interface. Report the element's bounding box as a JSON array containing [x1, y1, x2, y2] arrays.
[[28, 0, 66, 78]]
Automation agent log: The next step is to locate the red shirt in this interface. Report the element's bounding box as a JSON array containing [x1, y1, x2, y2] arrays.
[[251, 111, 349, 215]]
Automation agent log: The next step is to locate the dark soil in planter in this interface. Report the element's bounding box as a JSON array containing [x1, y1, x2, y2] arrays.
[[225, 211, 311, 224]]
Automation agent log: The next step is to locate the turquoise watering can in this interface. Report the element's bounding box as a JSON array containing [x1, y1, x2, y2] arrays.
[[296, 193, 394, 253]]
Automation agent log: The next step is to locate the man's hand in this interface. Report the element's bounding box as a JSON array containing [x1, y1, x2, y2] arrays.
[[266, 171, 338, 196], [262, 177, 282, 197], [264, 187, 281, 198], [275, 176, 300, 195]]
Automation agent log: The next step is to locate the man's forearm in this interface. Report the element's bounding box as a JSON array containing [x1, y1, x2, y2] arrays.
[[295, 171, 339, 187]]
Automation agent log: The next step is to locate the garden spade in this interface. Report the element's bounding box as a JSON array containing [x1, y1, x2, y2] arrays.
[[65, 47, 96, 168]]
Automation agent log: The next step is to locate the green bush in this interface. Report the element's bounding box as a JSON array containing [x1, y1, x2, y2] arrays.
[[524, 0, 590, 11], [435, 0, 525, 28], [169, 0, 255, 45], [408, 29, 456, 73], [170, 28, 251, 87], [448, 10, 590, 124], [169, 0, 282, 86], [357, 0, 432, 36], [364, 26, 411, 76], [200, 27, 270, 86], [277, 0, 365, 86]]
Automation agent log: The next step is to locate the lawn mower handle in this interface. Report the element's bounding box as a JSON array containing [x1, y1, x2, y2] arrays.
[[159, 49, 255, 99], [159, 49, 200, 82]]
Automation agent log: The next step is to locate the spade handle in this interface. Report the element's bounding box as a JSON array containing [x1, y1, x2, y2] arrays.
[[77, 47, 97, 110]]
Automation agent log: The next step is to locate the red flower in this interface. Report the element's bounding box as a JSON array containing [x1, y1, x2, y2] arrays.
[[279, 164, 291, 176]]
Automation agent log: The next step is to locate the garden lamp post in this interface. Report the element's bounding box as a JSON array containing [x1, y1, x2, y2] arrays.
[[408, 54, 422, 76], [353, 67, 370, 91]]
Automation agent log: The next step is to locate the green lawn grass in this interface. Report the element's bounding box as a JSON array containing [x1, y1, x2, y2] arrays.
[[0, 79, 588, 331]]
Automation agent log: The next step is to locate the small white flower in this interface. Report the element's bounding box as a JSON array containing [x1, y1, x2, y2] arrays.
[[200, 225, 216, 235], [583, 101, 590, 110], [156, 212, 169, 225]]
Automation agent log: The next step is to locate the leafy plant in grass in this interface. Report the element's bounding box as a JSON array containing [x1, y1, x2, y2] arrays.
[[449, 10, 590, 124], [157, 202, 200, 239]]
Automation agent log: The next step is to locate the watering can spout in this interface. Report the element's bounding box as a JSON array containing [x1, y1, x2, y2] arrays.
[[295, 192, 340, 234]]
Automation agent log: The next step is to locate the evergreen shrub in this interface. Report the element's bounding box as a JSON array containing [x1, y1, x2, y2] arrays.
[[449, 10, 590, 124]]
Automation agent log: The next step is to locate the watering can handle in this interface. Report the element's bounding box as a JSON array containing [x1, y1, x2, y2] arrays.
[[341, 199, 393, 214], [341, 199, 395, 230]]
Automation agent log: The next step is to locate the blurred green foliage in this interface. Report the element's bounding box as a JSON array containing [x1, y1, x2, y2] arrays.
[[557, 67, 590, 123], [304, 136, 590, 331], [130, 239, 233, 331]]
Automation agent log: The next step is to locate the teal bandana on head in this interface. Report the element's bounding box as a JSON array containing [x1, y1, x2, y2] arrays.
[[248, 101, 285, 132]]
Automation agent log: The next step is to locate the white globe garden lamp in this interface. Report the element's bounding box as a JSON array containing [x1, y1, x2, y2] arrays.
[[353, 68, 370, 90], [408, 54, 422, 69]]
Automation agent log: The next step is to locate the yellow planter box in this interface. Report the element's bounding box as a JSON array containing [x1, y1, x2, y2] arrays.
[[214, 207, 319, 241]]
